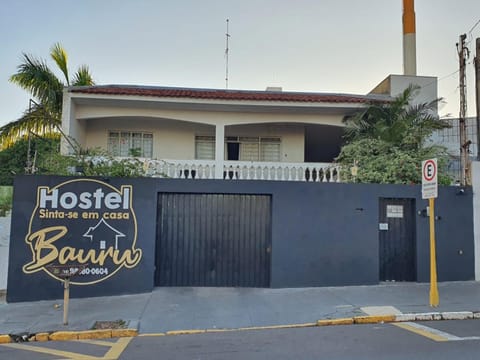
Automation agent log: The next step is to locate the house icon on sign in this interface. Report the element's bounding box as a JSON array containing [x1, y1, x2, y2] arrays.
[[83, 218, 126, 250]]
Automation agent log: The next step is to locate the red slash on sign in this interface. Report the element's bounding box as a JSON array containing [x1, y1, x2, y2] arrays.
[[423, 159, 437, 182]]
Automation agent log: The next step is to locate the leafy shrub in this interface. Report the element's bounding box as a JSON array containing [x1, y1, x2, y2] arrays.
[[0, 186, 13, 216]]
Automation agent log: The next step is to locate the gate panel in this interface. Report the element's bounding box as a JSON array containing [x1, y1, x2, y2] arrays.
[[155, 193, 271, 287], [379, 198, 416, 281]]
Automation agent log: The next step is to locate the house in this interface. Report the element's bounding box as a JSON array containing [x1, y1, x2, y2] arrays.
[[11, 77, 475, 304], [61, 85, 394, 182], [61, 74, 439, 182]]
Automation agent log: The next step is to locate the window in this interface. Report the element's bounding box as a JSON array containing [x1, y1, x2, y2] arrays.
[[195, 135, 281, 161], [108, 131, 153, 158], [195, 136, 215, 160], [260, 137, 281, 162]]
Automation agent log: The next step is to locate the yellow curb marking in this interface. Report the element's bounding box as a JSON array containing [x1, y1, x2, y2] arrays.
[[0, 336, 133, 359], [317, 318, 354, 326], [167, 329, 206, 335], [205, 328, 237, 333], [237, 323, 317, 331], [393, 322, 450, 342], [353, 315, 396, 324], [140, 322, 318, 337]]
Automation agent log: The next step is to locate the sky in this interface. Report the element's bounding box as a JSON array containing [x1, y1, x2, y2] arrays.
[[1, 0, 480, 128]]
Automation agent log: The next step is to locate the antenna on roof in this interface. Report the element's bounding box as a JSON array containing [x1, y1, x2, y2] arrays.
[[225, 18, 230, 89]]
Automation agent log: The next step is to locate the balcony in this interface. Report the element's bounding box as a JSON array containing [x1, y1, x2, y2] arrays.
[[144, 159, 341, 182]]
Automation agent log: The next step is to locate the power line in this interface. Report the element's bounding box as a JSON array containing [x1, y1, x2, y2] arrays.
[[419, 69, 460, 91], [419, 59, 475, 91], [466, 18, 480, 45], [468, 18, 480, 36]]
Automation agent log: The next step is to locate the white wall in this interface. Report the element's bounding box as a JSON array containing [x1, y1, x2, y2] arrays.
[[85, 118, 308, 162], [75, 105, 346, 128], [388, 75, 437, 107], [0, 215, 10, 291], [473, 161, 480, 280], [86, 117, 210, 160]]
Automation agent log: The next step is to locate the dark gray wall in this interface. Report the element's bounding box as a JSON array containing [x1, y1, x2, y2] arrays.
[[7, 176, 474, 302]]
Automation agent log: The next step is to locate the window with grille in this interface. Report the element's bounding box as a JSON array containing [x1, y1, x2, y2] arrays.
[[195, 135, 281, 161], [195, 136, 215, 160], [108, 131, 153, 158]]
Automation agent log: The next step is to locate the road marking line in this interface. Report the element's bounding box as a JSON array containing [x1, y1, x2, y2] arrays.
[[77, 339, 117, 347], [0, 342, 101, 360], [102, 337, 133, 359], [458, 336, 480, 341], [393, 322, 460, 342]]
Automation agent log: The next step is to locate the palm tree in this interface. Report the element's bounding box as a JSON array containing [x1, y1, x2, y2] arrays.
[[343, 85, 450, 150], [337, 85, 452, 184], [0, 43, 94, 149]]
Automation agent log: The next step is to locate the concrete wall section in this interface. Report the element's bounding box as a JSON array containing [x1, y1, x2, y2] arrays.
[[0, 215, 10, 291], [388, 75, 437, 107], [473, 161, 480, 280], [414, 186, 474, 282], [6, 176, 475, 302]]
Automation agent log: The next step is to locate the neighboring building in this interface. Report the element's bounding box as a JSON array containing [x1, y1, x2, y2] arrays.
[[370, 74, 438, 109], [431, 116, 478, 183], [61, 85, 392, 181]]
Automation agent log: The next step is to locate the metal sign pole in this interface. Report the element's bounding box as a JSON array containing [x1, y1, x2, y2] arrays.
[[63, 277, 70, 325], [429, 198, 439, 307], [422, 158, 439, 307]]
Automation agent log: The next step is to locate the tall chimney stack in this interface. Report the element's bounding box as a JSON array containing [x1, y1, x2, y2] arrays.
[[403, 0, 417, 75]]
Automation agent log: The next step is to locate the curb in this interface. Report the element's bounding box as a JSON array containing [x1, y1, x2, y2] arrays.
[[1, 311, 478, 343], [1, 328, 139, 344]]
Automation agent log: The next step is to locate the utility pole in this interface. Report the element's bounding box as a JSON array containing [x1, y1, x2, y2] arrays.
[[457, 34, 470, 185], [475, 38, 480, 160]]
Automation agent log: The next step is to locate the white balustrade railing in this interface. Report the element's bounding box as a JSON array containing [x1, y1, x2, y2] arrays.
[[144, 159, 341, 182], [144, 159, 216, 179], [223, 161, 340, 182]]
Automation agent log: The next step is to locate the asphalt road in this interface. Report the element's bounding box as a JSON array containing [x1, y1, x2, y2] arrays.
[[1, 320, 479, 360]]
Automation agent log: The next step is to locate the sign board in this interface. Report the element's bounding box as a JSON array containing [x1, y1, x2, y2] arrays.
[[379, 223, 389, 231], [422, 158, 438, 199], [22, 178, 142, 285], [386, 205, 403, 218]]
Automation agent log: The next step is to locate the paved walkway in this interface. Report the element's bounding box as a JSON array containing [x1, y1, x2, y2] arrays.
[[0, 281, 479, 335]]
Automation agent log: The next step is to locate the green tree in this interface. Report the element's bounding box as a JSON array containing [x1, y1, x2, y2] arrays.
[[0, 43, 94, 149], [0, 138, 147, 185], [337, 86, 452, 184], [0, 136, 61, 185]]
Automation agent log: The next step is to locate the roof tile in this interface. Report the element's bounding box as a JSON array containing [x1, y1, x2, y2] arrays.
[[70, 85, 389, 104]]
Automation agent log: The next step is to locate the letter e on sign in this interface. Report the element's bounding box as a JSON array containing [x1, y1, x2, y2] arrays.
[[422, 158, 438, 199]]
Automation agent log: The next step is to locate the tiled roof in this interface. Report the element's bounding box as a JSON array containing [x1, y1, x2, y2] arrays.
[[70, 85, 390, 104]]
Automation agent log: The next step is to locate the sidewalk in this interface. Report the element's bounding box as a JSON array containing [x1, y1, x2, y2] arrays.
[[0, 281, 479, 336]]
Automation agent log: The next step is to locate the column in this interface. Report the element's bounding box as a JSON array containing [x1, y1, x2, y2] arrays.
[[214, 124, 225, 179]]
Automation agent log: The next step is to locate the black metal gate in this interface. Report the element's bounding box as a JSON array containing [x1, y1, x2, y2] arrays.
[[155, 193, 272, 287], [379, 198, 416, 281]]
